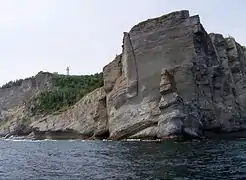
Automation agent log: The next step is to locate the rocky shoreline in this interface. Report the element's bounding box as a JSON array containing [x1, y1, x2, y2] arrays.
[[3, 130, 246, 141], [1, 10, 246, 141]]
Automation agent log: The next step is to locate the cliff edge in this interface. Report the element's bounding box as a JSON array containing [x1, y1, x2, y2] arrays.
[[104, 10, 246, 139], [1, 10, 246, 140]]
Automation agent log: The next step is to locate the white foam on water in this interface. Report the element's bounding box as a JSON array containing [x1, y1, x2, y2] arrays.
[[3, 138, 36, 142], [1, 136, 162, 142], [68, 139, 77, 142], [125, 139, 141, 141], [123, 139, 161, 142], [141, 139, 161, 142], [1, 137, 59, 142]]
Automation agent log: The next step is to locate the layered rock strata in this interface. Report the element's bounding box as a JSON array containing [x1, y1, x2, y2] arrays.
[[103, 10, 246, 139], [1, 10, 246, 140]]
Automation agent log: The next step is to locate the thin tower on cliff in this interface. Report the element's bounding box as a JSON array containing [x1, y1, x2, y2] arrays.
[[66, 67, 70, 76]]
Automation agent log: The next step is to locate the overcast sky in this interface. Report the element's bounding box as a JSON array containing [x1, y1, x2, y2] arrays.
[[0, 0, 245, 85]]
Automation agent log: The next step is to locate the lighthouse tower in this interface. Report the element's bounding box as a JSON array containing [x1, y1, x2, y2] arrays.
[[66, 67, 70, 76]]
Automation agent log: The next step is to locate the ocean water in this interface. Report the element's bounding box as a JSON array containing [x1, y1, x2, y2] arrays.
[[0, 139, 246, 180]]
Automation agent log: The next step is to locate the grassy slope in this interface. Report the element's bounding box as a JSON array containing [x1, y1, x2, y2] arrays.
[[29, 73, 103, 115]]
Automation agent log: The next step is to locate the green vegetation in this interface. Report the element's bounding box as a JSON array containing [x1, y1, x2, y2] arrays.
[[1, 79, 25, 89], [30, 73, 103, 115]]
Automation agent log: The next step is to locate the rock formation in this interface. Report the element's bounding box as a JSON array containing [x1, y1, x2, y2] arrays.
[[103, 10, 246, 139], [1, 10, 246, 140]]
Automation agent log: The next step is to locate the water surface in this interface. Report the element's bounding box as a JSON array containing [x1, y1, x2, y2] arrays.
[[0, 139, 245, 179]]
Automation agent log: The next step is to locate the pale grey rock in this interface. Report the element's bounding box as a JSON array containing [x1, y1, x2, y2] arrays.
[[129, 126, 158, 139], [159, 93, 180, 109], [105, 10, 204, 140], [0, 87, 109, 140], [0, 72, 53, 112], [157, 110, 185, 138], [159, 69, 175, 95], [2, 10, 246, 140], [29, 87, 108, 139], [0, 106, 31, 136], [104, 10, 246, 140], [208, 33, 245, 132], [103, 54, 122, 93]]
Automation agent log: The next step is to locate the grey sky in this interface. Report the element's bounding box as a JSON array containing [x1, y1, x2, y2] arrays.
[[0, 0, 245, 85]]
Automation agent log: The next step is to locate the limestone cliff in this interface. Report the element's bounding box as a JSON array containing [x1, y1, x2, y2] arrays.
[[0, 72, 53, 112], [1, 10, 246, 140], [104, 10, 246, 140], [0, 72, 104, 139], [29, 88, 108, 139]]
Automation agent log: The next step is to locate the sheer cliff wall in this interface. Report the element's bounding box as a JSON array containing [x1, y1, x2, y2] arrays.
[[103, 10, 246, 139]]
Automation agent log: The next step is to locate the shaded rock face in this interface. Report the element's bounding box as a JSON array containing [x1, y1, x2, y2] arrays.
[[0, 72, 53, 112], [103, 54, 122, 93], [0, 72, 53, 135], [103, 10, 246, 140]]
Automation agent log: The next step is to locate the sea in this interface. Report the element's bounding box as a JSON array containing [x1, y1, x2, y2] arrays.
[[0, 138, 245, 180]]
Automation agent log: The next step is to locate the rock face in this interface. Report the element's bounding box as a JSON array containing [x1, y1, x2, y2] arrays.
[[1, 10, 246, 140], [29, 87, 108, 139], [0, 87, 108, 139], [103, 10, 246, 140], [0, 72, 53, 112]]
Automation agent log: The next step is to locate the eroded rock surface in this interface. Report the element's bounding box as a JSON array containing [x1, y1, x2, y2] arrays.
[[28, 87, 108, 139], [103, 10, 246, 140], [0, 72, 53, 112], [0, 87, 108, 140], [1, 10, 246, 140]]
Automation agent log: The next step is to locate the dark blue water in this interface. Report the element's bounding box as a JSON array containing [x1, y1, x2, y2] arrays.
[[0, 139, 246, 180]]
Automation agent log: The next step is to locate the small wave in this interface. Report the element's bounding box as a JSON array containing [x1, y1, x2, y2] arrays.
[[123, 139, 161, 142], [3, 138, 36, 142], [1, 137, 162, 142], [2, 137, 59, 142], [42, 139, 58, 142], [68, 139, 77, 142], [80, 139, 93, 142], [141, 139, 161, 142], [125, 139, 141, 141]]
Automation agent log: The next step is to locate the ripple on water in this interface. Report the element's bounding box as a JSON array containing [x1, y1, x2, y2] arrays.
[[0, 139, 246, 179]]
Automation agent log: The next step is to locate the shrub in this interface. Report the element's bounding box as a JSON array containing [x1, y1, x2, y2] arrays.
[[30, 73, 103, 115], [1, 79, 24, 89]]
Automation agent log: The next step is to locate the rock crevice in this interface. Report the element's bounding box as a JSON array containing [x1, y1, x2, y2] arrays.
[[1, 10, 246, 140], [103, 10, 246, 139]]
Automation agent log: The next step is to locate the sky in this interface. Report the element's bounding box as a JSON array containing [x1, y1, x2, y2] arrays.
[[0, 0, 245, 85]]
